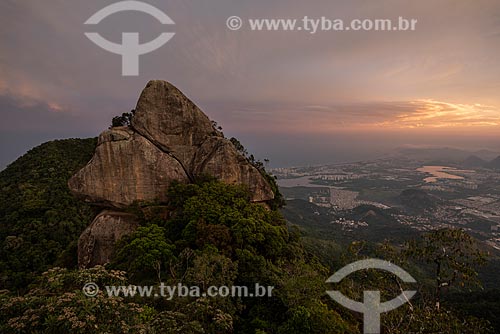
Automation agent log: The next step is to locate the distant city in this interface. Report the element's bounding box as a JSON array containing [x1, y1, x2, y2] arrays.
[[272, 148, 500, 251]]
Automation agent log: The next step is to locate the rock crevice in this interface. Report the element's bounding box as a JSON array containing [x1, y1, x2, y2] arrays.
[[131, 124, 195, 182]]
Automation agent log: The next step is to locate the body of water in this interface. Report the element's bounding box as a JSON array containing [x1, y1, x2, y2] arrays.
[[277, 176, 327, 188], [417, 166, 472, 183]]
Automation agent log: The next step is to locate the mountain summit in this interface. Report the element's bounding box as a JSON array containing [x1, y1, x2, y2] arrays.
[[69, 80, 274, 206], [486, 155, 500, 170], [462, 155, 486, 168], [69, 80, 274, 267]]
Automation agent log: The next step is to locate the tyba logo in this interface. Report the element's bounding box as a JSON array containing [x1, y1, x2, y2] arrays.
[[84, 1, 175, 76], [326, 259, 417, 334]]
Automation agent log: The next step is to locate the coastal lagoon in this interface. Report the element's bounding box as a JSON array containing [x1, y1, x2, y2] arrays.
[[417, 166, 473, 183]]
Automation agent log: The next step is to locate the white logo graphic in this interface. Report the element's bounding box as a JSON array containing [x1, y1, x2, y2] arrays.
[[84, 1, 175, 76], [226, 16, 243, 31], [82, 282, 99, 297], [326, 259, 416, 334]]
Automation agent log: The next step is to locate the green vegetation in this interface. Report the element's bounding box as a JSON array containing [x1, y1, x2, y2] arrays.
[[113, 224, 176, 283], [0, 175, 355, 333], [230, 137, 285, 209], [0, 139, 497, 333], [283, 199, 497, 333], [0, 138, 97, 291], [330, 237, 493, 334], [282, 200, 419, 244], [406, 228, 487, 310], [112, 178, 351, 333], [110, 110, 135, 128], [0, 266, 149, 333]]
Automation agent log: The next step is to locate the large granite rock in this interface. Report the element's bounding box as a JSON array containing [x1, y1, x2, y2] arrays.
[[78, 210, 139, 268], [192, 137, 274, 202], [131, 80, 221, 169], [71, 80, 276, 267], [68, 126, 189, 208], [70, 80, 274, 206], [131, 80, 274, 201]]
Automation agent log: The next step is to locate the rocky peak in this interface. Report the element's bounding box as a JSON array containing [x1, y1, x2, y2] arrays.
[[69, 80, 275, 267], [69, 80, 274, 206], [131, 80, 222, 168]]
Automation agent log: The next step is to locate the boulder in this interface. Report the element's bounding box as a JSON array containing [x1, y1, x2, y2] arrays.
[[78, 210, 139, 268]]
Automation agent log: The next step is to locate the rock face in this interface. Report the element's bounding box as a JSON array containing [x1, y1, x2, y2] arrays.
[[192, 137, 274, 202], [68, 127, 189, 208], [69, 80, 274, 207], [70, 80, 275, 267], [78, 211, 139, 268], [131, 80, 220, 166]]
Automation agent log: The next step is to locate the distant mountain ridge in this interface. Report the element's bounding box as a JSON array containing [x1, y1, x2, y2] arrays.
[[461, 154, 500, 170], [462, 155, 487, 168], [394, 146, 500, 162], [486, 156, 500, 170]]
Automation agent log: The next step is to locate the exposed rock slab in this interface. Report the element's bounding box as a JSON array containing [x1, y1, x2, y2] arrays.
[[68, 126, 189, 208], [78, 210, 139, 268], [131, 80, 221, 168], [192, 137, 274, 202], [69, 81, 275, 206], [130, 80, 274, 201]]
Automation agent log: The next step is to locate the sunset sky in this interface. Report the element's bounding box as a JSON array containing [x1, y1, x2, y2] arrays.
[[1, 0, 500, 168]]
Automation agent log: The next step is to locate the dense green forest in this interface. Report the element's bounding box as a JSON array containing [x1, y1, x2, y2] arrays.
[[0, 138, 98, 290], [0, 138, 498, 333]]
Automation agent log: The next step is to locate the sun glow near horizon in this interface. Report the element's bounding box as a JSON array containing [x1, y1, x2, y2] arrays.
[[375, 99, 500, 129]]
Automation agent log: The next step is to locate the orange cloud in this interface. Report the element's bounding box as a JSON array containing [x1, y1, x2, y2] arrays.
[[0, 78, 66, 113], [375, 99, 500, 129], [210, 99, 500, 134]]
